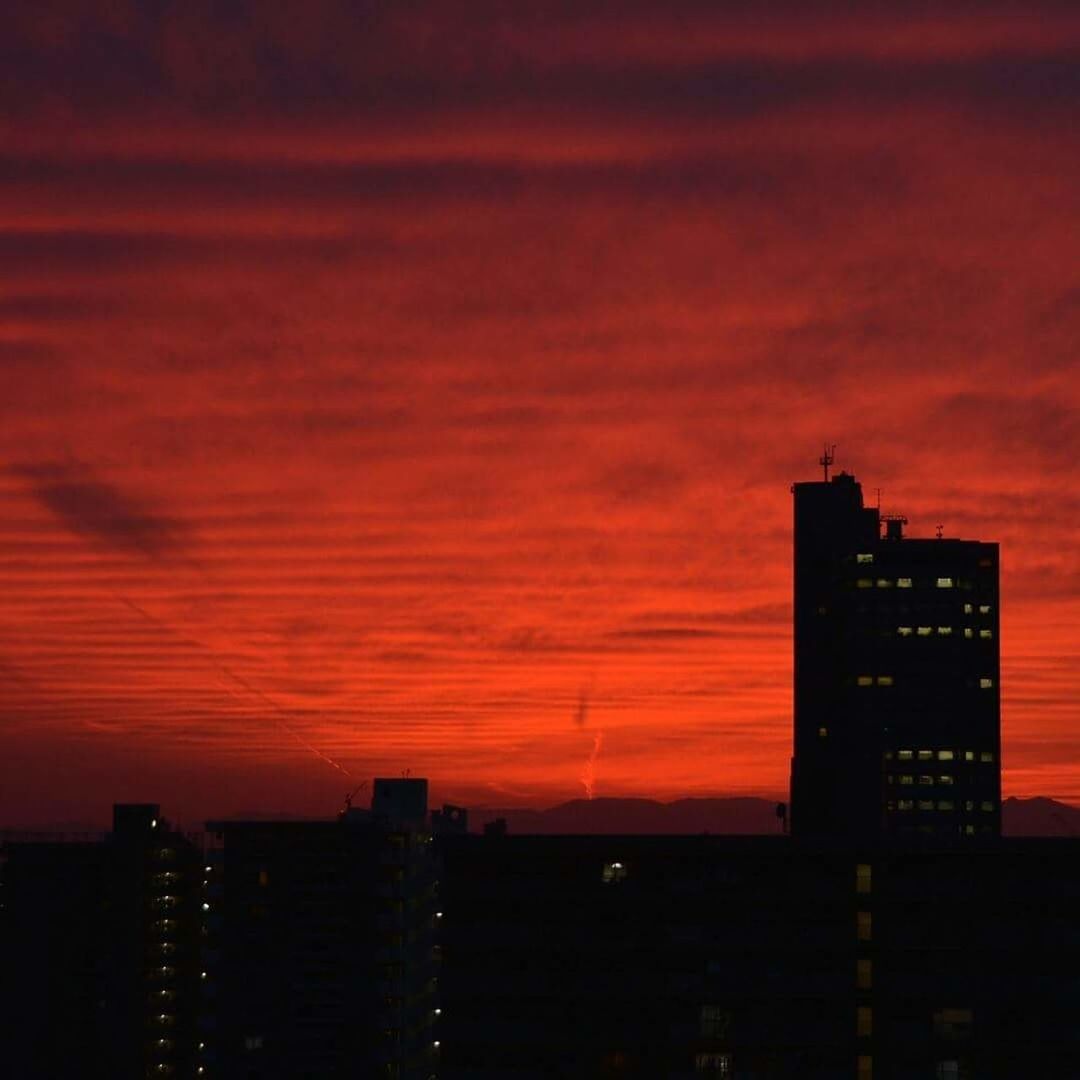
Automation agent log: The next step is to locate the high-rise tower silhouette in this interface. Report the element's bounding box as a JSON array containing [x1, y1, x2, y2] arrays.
[[790, 465, 1000, 841]]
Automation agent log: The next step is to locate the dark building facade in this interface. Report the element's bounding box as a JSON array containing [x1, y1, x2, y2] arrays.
[[0, 805, 204, 1079], [205, 778, 440, 1079], [791, 470, 1000, 842]]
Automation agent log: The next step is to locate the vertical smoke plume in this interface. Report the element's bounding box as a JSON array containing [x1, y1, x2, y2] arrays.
[[580, 730, 604, 800]]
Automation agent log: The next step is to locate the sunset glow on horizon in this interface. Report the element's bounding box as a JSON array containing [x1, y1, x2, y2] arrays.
[[2, 2, 1079, 826]]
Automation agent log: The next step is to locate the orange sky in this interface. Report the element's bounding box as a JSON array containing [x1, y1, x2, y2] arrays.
[[2, 3, 1079, 825]]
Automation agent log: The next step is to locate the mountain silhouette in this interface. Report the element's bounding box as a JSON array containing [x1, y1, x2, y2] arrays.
[[469, 796, 1080, 836]]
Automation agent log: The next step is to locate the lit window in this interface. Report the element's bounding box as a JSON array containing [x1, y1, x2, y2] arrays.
[[964, 628, 974, 638], [258, 870, 269, 887], [979, 604, 991, 614], [857, 578, 873, 589], [980, 629, 992, 639], [818, 727, 828, 738], [917, 626, 933, 636], [694, 1052, 732, 1075], [857, 911, 872, 941], [936, 577, 954, 588], [979, 678, 994, 689], [897, 577, 913, 588], [898, 626, 913, 636], [965, 800, 974, 811], [936, 1061, 960, 1080], [856, 864, 872, 894], [601, 862, 628, 884], [856, 958, 872, 990], [918, 800, 934, 811], [857, 553, 874, 564], [963, 603, 974, 614], [898, 750, 913, 761], [981, 801, 994, 812], [876, 578, 892, 589], [898, 800, 914, 811], [876, 676, 893, 686], [937, 626, 952, 635], [857, 1006, 873, 1038], [918, 750, 934, 761], [884, 750, 893, 760], [938, 750, 954, 761], [857, 675, 873, 686], [964, 750, 975, 761], [918, 775, 933, 786], [938, 800, 954, 811], [933, 1008, 973, 1038], [980, 751, 994, 763], [964, 824, 975, 835], [899, 775, 914, 785], [858, 1055, 873, 1080], [939, 775, 954, 785]]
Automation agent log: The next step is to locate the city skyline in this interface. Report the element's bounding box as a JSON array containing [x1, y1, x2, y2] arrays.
[[2, 3, 1079, 826]]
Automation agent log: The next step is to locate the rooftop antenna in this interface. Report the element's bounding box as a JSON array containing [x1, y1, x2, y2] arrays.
[[936, 523, 944, 540], [343, 780, 368, 811], [819, 443, 836, 482], [875, 488, 882, 510]]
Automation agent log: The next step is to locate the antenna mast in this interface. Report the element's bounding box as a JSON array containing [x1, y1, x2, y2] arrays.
[[819, 444, 836, 482]]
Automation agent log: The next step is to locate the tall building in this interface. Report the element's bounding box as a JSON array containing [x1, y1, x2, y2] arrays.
[[790, 465, 1000, 842], [0, 805, 203, 1079]]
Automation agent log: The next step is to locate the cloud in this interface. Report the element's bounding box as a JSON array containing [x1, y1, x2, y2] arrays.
[[12, 463, 187, 559]]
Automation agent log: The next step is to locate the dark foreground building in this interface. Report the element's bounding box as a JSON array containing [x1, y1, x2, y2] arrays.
[[791, 466, 1000, 843], [0, 805, 203, 1079]]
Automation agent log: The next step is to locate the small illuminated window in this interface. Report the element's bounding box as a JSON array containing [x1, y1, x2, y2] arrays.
[[899, 775, 914, 785], [938, 750, 954, 761], [918, 799, 934, 811], [980, 629, 992, 639], [857, 553, 874, 564], [964, 800, 974, 811], [937, 626, 952, 636], [876, 578, 892, 588], [963, 603, 974, 614], [898, 626, 913, 636], [964, 824, 976, 836], [876, 676, 893, 686], [258, 870, 269, 887], [918, 775, 933, 785], [694, 1052, 733, 1074], [857, 1005, 873, 1037], [964, 750, 975, 761], [857, 675, 874, 687], [936, 577, 954, 588], [981, 802, 994, 812], [857, 578, 873, 589], [856, 958, 873, 990], [980, 751, 994, 763], [938, 800, 954, 811], [918, 750, 934, 761], [856, 864, 872, 894], [601, 862, 628, 884], [818, 726, 828, 738], [898, 750, 913, 761], [979, 604, 991, 614], [884, 751, 894, 760], [858, 1055, 873, 1080], [917, 626, 933, 636], [934, 1008, 973, 1038], [964, 628, 974, 638], [979, 678, 994, 689], [857, 911, 872, 941], [897, 577, 913, 588], [939, 774, 954, 785], [898, 799, 914, 811]]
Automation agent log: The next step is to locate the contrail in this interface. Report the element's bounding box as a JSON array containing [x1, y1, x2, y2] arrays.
[[112, 593, 352, 778], [580, 730, 603, 800]]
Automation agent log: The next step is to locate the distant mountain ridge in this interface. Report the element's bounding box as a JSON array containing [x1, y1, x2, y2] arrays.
[[468, 796, 1080, 837]]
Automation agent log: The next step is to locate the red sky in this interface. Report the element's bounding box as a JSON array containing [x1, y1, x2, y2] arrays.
[[2, 2, 1079, 826]]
